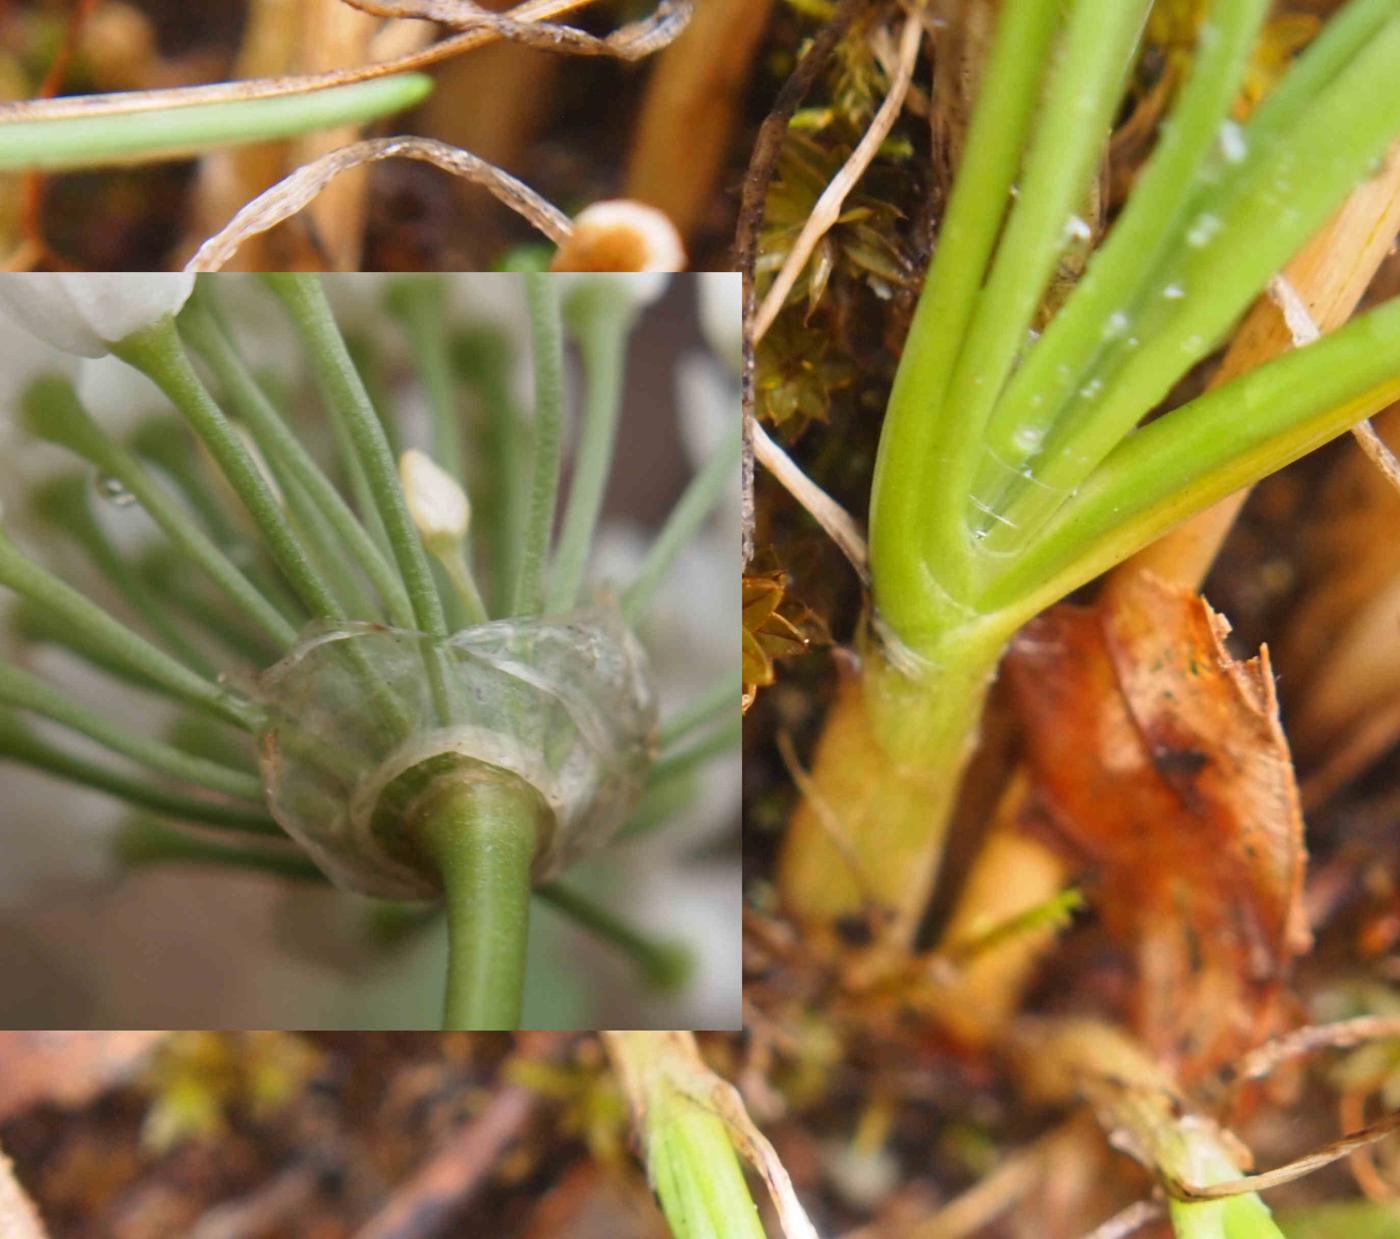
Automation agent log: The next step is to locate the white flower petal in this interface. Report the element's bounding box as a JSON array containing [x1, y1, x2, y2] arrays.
[[0, 274, 194, 357]]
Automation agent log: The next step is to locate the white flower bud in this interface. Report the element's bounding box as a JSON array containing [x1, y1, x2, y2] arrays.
[[400, 448, 470, 546], [0, 274, 195, 358]]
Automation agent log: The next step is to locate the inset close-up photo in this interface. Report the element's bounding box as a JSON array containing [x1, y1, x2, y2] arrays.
[[0, 270, 740, 1032]]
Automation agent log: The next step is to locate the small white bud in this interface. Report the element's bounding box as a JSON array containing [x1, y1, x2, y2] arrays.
[[0, 274, 195, 358], [400, 448, 470, 545]]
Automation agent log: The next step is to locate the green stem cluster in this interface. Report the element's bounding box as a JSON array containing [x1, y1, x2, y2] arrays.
[[807, 0, 1400, 943]]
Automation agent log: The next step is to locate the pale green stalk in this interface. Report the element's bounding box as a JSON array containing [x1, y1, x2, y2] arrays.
[[0, 712, 278, 835], [658, 676, 735, 749], [536, 882, 691, 990], [933, 0, 1153, 593], [982, 10, 1400, 551], [387, 277, 465, 479], [115, 319, 345, 623], [0, 75, 433, 171], [514, 274, 566, 616], [548, 289, 634, 613], [21, 375, 299, 646], [31, 474, 216, 677], [975, 0, 1271, 513], [0, 527, 256, 730], [0, 660, 263, 800], [263, 274, 448, 636], [622, 427, 740, 624], [180, 291, 415, 628], [869, 0, 1064, 640]]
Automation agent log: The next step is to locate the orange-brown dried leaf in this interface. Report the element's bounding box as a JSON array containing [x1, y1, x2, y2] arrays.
[[1004, 571, 1310, 1079]]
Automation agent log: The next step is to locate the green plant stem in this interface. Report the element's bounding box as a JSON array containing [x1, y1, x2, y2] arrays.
[[659, 676, 735, 749], [180, 293, 416, 628], [0, 660, 264, 800], [430, 542, 490, 627], [622, 425, 740, 625], [264, 274, 448, 637], [983, 9, 1400, 551], [0, 74, 433, 171], [0, 711, 277, 834], [649, 721, 741, 788], [984, 290, 1400, 620], [0, 526, 257, 730], [31, 473, 216, 676], [387, 277, 464, 479], [976, 0, 1270, 505], [515, 273, 567, 616], [453, 325, 528, 615], [537, 881, 691, 990], [414, 773, 542, 1030], [135, 548, 281, 668], [935, 0, 1153, 582], [548, 292, 634, 613], [21, 376, 299, 646], [114, 817, 320, 882], [114, 318, 344, 623], [868, 0, 1064, 638], [778, 623, 1010, 942]]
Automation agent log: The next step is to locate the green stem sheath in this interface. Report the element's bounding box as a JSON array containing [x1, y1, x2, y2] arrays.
[[414, 773, 542, 1031]]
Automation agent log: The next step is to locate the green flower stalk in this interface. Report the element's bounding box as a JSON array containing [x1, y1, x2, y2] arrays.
[[0, 272, 737, 1030], [779, 0, 1400, 948]]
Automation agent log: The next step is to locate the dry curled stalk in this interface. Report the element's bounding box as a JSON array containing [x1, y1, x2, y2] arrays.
[[186, 136, 573, 271], [0, 0, 689, 120], [340, 0, 690, 60]]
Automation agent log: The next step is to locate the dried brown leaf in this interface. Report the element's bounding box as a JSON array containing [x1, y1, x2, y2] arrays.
[[1005, 572, 1309, 1078]]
